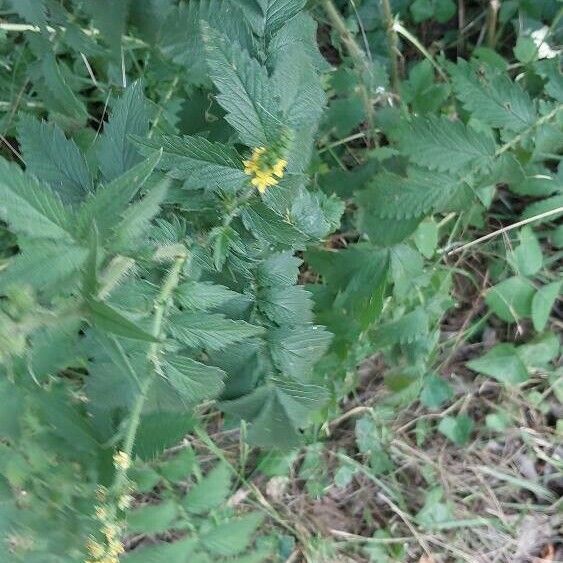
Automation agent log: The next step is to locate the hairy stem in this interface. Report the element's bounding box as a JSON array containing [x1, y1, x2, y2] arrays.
[[320, 0, 376, 144], [380, 0, 400, 93], [111, 252, 187, 493]]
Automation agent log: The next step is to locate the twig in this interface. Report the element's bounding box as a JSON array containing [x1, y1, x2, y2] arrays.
[[377, 492, 433, 558], [446, 206, 563, 256]]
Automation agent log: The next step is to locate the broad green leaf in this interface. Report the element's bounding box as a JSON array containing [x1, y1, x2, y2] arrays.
[[438, 415, 474, 446], [203, 24, 281, 146], [396, 116, 496, 173], [40, 54, 88, 123], [169, 312, 264, 350], [414, 219, 439, 258], [161, 355, 225, 404], [175, 281, 239, 311], [242, 202, 308, 248], [256, 253, 302, 287], [357, 169, 463, 221], [83, 0, 129, 56], [161, 0, 254, 87], [86, 299, 159, 342], [449, 59, 537, 132], [127, 500, 178, 535], [97, 81, 150, 182], [371, 308, 429, 347], [531, 281, 561, 332], [420, 374, 454, 410], [201, 512, 264, 556], [134, 134, 247, 190], [17, 115, 92, 203], [467, 343, 529, 385], [0, 240, 87, 293], [257, 285, 313, 325], [77, 150, 162, 238], [184, 462, 232, 514], [122, 537, 197, 563], [221, 377, 327, 448], [269, 324, 332, 379], [514, 226, 543, 277], [0, 158, 75, 241], [518, 332, 560, 368], [135, 412, 196, 460], [257, 0, 306, 36], [485, 276, 535, 323], [111, 180, 168, 250]]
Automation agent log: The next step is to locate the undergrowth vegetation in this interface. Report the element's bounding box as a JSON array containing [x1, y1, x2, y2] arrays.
[[0, 0, 561, 562]]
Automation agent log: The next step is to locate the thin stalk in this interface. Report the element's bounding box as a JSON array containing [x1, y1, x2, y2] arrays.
[[320, 0, 376, 143], [380, 0, 400, 93], [486, 0, 500, 48], [111, 252, 187, 492]]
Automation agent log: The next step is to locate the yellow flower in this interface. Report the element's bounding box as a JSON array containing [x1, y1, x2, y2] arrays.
[[272, 158, 287, 178], [102, 524, 120, 542], [244, 147, 287, 194], [112, 451, 130, 471], [86, 537, 105, 559], [95, 505, 108, 522], [117, 494, 133, 510], [108, 539, 125, 556]]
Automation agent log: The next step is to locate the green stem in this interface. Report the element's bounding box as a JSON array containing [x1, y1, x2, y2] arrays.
[[320, 0, 376, 143], [380, 0, 400, 93], [111, 252, 187, 493]]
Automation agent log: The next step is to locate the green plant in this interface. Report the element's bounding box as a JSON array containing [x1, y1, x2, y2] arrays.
[[0, 0, 561, 561]]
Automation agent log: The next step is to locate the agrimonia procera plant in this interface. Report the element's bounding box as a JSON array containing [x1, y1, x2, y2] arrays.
[[0, 1, 341, 560]]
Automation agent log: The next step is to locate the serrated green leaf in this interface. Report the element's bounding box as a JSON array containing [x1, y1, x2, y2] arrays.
[[40, 54, 88, 123], [201, 512, 264, 556], [257, 285, 313, 325], [184, 462, 232, 514], [449, 60, 537, 132], [161, 0, 254, 87], [161, 355, 225, 404], [97, 81, 150, 182], [0, 240, 88, 293], [396, 116, 496, 173], [17, 115, 92, 203], [357, 169, 463, 221], [127, 500, 179, 535], [371, 308, 429, 347], [241, 202, 307, 248], [134, 134, 246, 190], [175, 281, 239, 311], [77, 150, 162, 238], [203, 24, 281, 146], [86, 299, 159, 342], [269, 324, 332, 379], [135, 412, 196, 460], [169, 312, 264, 350], [0, 158, 75, 241]]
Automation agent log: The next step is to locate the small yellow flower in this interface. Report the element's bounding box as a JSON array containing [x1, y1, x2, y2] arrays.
[[108, 538, 125, 556], [113, 451, 130, 471], [86, 537, 105, 559], [244, 147, 287, 194], [272, 158, 287, 178], [117, 494, 133, 510], [102, 524, 120, 542], [95, 505, 108, 522]]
